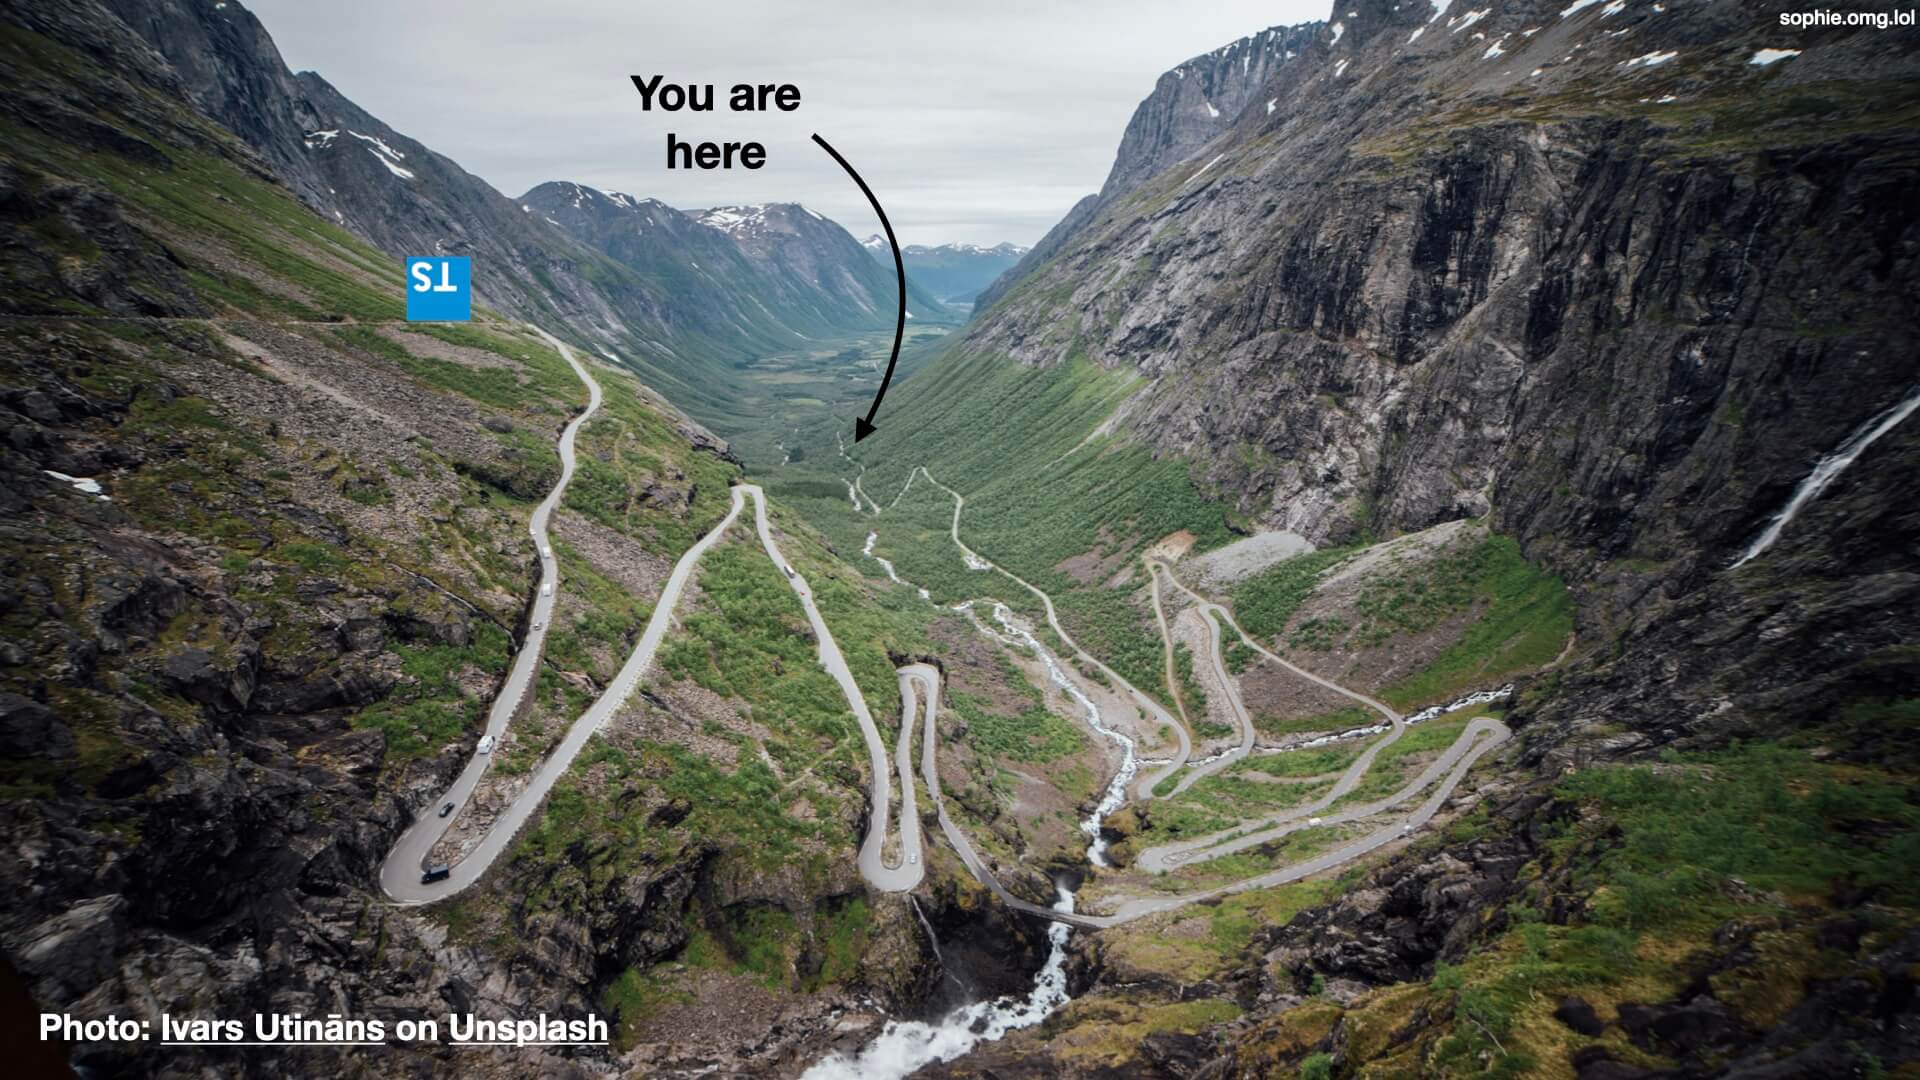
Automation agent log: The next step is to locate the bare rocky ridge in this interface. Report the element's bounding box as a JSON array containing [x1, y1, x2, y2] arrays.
[[976, 21, 1326, 312]]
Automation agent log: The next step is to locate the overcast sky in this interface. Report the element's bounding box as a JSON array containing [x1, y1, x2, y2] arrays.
[[248, 0, 1327, 248]]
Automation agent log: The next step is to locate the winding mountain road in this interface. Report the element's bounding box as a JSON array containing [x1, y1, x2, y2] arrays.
[[385, 418, 1510, 919], [860, 467, 1512, 926], [1158, 562, 1399, 721], [380, 325, 604, 902], [899, 655, 1507, 928], [1148, 562, 1255, 798], [1146, 556, 1405, 797], [381, 483, 744, 902], [904, 467, 1193, 798], [902, 663, 1110, 931], [1127, 558, 1515, 874], [384, 479, 927, 900], [745, 486, 922, 892]]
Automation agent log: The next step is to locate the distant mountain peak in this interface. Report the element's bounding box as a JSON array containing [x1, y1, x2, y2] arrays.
[[697, 205, 773, 234], [697, 203, 828, 236], [873, 238, 1031, 258], [864, 237, 1032, 307]]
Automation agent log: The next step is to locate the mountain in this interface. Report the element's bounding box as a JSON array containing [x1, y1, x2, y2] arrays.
[[861, 236, 1030, 305], [0, 1, 826, 1074], [79, 0, 948, 434], [974, 20, 1323, 311], [523, 184, 949, 335], [846, 1, 1920, 1074], [0, 0, 1003, 1074], [92, 0, 699, 341], [6, 0, 1920, 1076]]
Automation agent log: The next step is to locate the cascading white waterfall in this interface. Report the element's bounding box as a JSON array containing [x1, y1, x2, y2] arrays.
[[909, 896, 962, 990], [812, 540, 1139, 1079], [801, 888, 1077, 1080], [1731, 386, 1920, 569], [1251, 684, 1515, 756]]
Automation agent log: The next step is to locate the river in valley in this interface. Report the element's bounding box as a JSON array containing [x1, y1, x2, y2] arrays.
[[801, 542, 1140, 1078]]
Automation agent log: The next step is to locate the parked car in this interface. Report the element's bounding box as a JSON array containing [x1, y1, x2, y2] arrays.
[[477, 735, 496, 754], [420, 865, 451, 884], [438, 802, 455, 818], [1307, 817, 1322, 826]]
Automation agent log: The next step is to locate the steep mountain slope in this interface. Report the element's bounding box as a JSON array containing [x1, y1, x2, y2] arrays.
[[0, 3, 1080, 1074], [526, 182, 950, 338], [844, 1, 1920, 1074], [864, 237, 1030, 305], [94, 0, 679, 337], [82, 0, 946, 438], [975, 20, 1324, 310], [0, 2, 966, 1074], [872, 0, 1920, 740]]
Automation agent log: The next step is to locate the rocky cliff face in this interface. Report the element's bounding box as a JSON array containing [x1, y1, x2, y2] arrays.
[[949, 0, 1920, 745], [1096, 22, 1326, 202], [974, 20, 1323, 311], [896, 3, 1920, 1074]]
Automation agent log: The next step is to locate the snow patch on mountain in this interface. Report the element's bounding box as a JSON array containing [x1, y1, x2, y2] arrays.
[[349, 131, 413, 180]]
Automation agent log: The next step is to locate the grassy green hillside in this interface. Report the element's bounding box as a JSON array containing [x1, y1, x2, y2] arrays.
[[774, 347, 1243, 704], [0, 11, 743, 811]]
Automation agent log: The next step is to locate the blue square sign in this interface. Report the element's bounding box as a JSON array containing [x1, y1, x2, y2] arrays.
[[406, 257, 471, 321]]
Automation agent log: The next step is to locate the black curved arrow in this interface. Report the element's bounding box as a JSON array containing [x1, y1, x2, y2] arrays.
[[812, 133, 902, 442]]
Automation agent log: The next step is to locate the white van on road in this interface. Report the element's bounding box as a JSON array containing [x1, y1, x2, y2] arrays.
[[477, 735, 496, 754], [541, 582, 553, 597]]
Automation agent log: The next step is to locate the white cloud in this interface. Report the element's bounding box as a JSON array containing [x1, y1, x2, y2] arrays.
[[251, 0, 1326, 246]]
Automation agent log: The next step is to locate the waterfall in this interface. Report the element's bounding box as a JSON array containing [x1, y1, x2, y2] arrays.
[[1731, 386, 1920, 569], [800, 888, 1077, 1080], [810, 487, 1134, 1077], [1252, 684, 1514, 756], [909, 897, 962, 990], [803, 607, 1126, 1079]]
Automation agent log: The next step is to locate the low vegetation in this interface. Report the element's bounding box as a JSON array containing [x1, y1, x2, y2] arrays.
[[1233, 547, 1358, 640], [1251, 743, 1920, 1076]]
